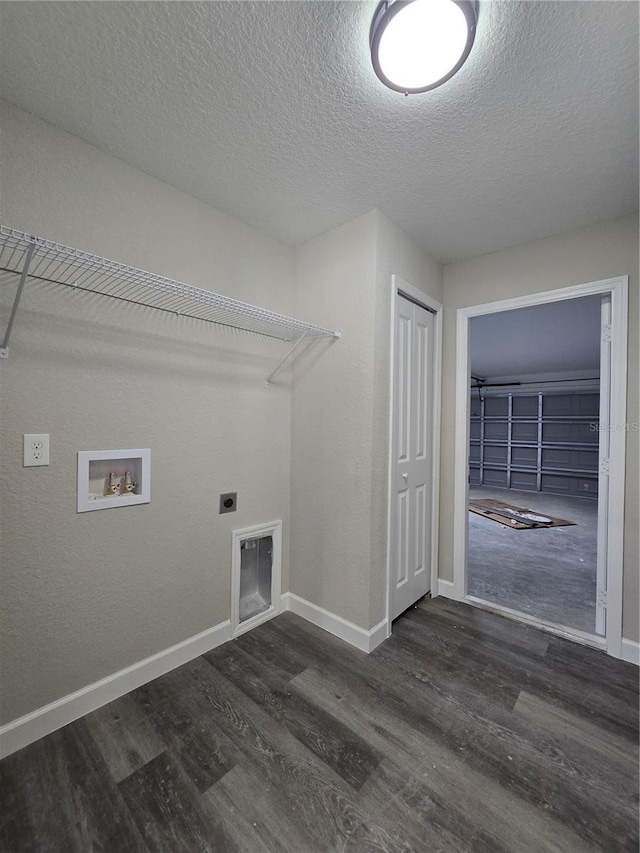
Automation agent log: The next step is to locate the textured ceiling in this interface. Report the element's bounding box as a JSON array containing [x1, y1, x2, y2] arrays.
[[0, 1, 637, 262], [470, 295, 602, 379]]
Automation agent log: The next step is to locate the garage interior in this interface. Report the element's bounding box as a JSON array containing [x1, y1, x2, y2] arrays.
[[467, 297, 602, 635]]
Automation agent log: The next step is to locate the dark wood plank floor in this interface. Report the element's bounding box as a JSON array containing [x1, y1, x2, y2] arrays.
[[1, 597, 638, 852]]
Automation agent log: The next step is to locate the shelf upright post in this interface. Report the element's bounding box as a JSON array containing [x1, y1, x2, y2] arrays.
[[536, 392, 543, 492], [479, 396, 485, 485], [506, 393, 513, 489], [0, 241, 35, 359]]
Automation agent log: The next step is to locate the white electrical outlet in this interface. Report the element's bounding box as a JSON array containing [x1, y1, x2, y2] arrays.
[[23, 434, 50, 467]]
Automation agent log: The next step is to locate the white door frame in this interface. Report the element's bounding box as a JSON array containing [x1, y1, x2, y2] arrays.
[[450, 276, 628, 658], [386, 275, 443, 632]]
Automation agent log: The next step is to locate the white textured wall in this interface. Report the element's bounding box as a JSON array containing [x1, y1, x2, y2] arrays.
[[0, 102, 295, 723], [290, 212, 378, 629], [290, 211, 442, 630], [441, 215, 639, 642]]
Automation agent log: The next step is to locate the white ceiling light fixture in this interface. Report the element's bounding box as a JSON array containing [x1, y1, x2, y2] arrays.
[[370, 0, 479, 94]]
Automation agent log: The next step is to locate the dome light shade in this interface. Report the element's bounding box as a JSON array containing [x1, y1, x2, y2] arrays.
[[370, 0, 478, 94]]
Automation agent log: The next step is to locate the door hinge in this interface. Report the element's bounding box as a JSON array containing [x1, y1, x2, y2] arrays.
[[597, 589, 607, 608], [599, 458, 610, 475], [601, 323, 612, 343]]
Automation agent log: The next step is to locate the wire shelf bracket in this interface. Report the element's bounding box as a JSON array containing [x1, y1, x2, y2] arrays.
[[0, 226, 341, 378], [265, 330, 310, 387], [0, 240, 35, 359]]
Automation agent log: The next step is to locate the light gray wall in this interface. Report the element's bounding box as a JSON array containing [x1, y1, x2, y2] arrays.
[[0, 102, 296, 723], [290, 211, 378, 629], [0, 104, 442, 726], [441, 214, 639, 642], [290, 211, 442, 630]]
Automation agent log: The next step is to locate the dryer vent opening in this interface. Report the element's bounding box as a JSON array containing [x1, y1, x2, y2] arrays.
[[231, 519, 282, 638], [239, 535, 273, 623]]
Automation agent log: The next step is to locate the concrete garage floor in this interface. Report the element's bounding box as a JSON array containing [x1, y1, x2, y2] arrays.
[[467, 486, 598, 635]]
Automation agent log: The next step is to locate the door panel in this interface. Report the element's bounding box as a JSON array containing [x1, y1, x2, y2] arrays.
[[415, 316, 429, 460], [390, 293, 435, 620], [397, 312, 411, 463], [396, 489, 409, 585], [414, 483, 427, 575]]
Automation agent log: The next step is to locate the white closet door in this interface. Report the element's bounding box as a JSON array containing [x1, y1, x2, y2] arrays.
[[390, 293, 435, 621]]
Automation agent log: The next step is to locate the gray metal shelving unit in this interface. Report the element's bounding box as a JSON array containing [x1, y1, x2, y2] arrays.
[[469, 392, 600, 499]]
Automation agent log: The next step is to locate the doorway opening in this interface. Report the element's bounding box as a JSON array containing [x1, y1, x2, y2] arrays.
[[467, 295, 602, 637], [452, 277, 628, 658]]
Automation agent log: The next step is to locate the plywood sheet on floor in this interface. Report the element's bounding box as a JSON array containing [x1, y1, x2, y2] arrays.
[[469, 497, 576, 529]]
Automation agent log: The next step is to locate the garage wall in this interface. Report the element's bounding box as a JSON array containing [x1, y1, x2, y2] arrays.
[[469, 391, 601, 499], [441, 214, 640, 643], [0, 101, 296, 724]]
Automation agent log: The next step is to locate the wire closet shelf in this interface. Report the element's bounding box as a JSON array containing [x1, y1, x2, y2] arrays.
[[0, 226, 341, 381]]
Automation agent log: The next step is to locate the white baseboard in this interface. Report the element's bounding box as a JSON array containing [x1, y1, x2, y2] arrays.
[[0, 620, 231, 761], [5, 593, 634, 762], [621, 638, 640, 666], [282, 592, 388, 653], [0, 595, 389, 760]]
